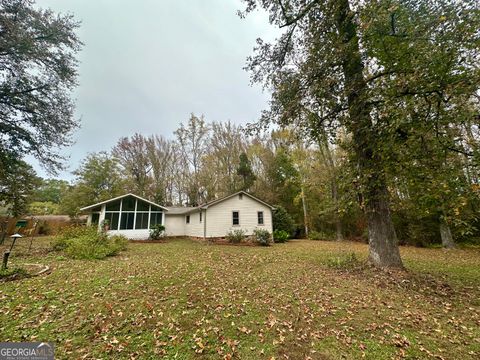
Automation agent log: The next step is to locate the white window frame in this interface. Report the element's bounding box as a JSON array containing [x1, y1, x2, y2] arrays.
[[232, 210, 240, 226], [257, 211, 264, 225]]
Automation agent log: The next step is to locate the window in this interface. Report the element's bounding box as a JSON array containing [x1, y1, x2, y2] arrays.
[[186, 215, 190, 224], [150, 212, 162, 227], [135, 212, 149, 229], [100, 197, 163, 231], [120, 212, 135, 230], [257, 211, 264, 225], [106, 200, 120, 211], [104, 212, 119, 229], [136, 201, 149, 211], [199, 211, 202, 223], [122, 196, 136, 211], [232, 211, 239, 225]]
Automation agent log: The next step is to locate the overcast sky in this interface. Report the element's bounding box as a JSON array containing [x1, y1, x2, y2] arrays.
[[34, 0, 279, 180]]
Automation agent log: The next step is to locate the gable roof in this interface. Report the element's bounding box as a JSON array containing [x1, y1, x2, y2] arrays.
[[199, 191, 275, 210], [80, 193, 169, 212]]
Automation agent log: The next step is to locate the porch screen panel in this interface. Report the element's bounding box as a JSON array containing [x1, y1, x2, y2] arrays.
[[135, 212, 149, 229], [120, 212, 135, 230], [150, 212, 163, 227], [104, 212, 119, 229]]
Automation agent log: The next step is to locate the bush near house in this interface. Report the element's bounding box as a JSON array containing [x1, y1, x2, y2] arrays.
[[149, 224, 165, 240], [226, 229, 246, 243], [253, 228, 272, 246], [273, 229, 289, 243], [51, 226, 128, 259]]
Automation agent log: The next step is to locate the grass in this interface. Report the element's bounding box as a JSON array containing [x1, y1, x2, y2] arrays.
[[0, 238, 479, 359]]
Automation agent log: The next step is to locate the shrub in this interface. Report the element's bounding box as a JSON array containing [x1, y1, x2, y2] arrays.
[[272, 206, 295, 236], [51, 226, 128, 260], [51, 236, 69, 251], [108, 235, 129, 252], [253, 228, 272, 246], [273, 230, 289, 243], [308, 230, 331, 241], [226, 229, 246, 243], [149, 224, 166, 240]]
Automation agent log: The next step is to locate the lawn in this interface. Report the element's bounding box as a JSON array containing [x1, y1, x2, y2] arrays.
[[1, 238, 479, 359]]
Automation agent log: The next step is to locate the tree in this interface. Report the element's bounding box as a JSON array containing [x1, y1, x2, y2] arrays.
[[0, 0, 82, 173], [272, 205, 295, 236], [241, 0, 480, 268], [60, 152, 124, 217], [174, 114, 210, 205], [0, 156, 40, 217], [208, 121, 247, 195], [145, 135, 175, 204], [32, 178, 69, 203], [237, 152, 256, 191], [112, 133, 152, 197]]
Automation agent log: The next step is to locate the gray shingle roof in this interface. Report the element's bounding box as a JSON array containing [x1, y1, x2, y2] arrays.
[[165, 206, 198, 215]]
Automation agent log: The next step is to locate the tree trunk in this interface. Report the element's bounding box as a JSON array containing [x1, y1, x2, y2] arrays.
[[316, 129, 344, 241], [440, 220, 455, 249], [331, 176, 344, 241], [300, 186, 309, 238], [365, 185, 403, 267], [335, 0, 403, 268]]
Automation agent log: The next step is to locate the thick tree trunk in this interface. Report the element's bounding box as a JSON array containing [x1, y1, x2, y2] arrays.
[[365, 184, 402, 267], [335, 0, 403, 268], [440, 220, 455, 249]]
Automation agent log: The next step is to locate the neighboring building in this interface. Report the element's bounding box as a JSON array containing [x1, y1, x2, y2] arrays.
[[81, 191, 274, 240]]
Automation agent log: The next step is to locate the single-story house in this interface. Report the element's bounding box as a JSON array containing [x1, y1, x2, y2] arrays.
[[80, 191, 274, 240]]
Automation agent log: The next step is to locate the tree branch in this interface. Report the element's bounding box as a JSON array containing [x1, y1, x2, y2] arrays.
[[279, 0, 320, 28]]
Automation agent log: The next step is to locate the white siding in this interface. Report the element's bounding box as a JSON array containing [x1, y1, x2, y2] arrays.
[[185, 210, 205, 237], [205, 194, 272, 237], [107, 229, 149, 240], [164, 214, 186, 236]]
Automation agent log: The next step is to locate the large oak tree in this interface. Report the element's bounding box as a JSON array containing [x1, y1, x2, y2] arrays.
[[0, 0, 81, 172], [241, 0, 480, 268]]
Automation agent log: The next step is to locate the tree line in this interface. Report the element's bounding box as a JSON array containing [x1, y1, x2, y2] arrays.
[[12, 110, 478, 252]]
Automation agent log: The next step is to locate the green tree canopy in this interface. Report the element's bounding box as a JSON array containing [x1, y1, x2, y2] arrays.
[[237, 152, 256, 191], [60, 152, 125, 217], [241, 0, 480, 267], [0, 0, 82, 173], [0, 156, 40, 217]]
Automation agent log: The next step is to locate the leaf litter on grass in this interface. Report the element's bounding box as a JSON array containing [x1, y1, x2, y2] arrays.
[[0, 238, 479, 359]]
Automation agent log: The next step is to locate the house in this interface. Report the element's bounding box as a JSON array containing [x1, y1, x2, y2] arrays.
[[164, 191, 274, 238], [80, 191, 274, 240]]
